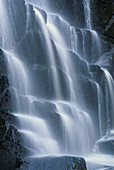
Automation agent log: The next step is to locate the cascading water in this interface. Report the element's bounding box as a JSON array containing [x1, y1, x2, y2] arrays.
[[0, 0, 60, 155], [83, 0, 91, 29], [34, 8, 61, 99], [0, 0, 114, 169], [102, 69, 114, 132]]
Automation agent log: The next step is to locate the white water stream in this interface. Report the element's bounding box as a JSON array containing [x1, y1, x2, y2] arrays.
[[0, 0, 114, 169]]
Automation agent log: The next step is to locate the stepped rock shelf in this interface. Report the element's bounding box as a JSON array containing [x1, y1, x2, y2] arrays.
[[0, 0, 114, 169], [20, 156, 87, 170]]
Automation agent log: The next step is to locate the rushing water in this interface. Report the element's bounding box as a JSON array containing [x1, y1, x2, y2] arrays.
[[85, 154, 114, 170], [34, 8, 61, 99], [83, 0, 91, 29], [0, 0, 114, 169], [102, 69, 114, 131]]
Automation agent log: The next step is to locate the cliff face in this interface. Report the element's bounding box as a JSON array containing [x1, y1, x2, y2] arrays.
[[99, 0, 114, 41], [0, 0, 113, 169], [97, 0, 114, 78], [91, 0, 114, 79], [92, 0, 114, 42], [0, 50, 27, 170], [47, 0, 114, 49]]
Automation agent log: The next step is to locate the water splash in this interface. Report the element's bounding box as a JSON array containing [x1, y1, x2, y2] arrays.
[[85, 154, 114, 170]]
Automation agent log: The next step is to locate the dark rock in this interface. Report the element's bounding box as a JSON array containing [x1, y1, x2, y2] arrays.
[[26, 4, 35, 33], [98, 139, 114, 154], [20, 156, 87, 170], [0, 31, 26, 170], [94, 134, 114, 155], [0, 50, 7, 76], [92, 0, 114, 47], [0, 75, 9, 96], [89, 64, 104, 83], [0, 0, 113, 169], [0, 75, 10, 113], [108, 48, 114, 79], [34, 0, 85, 27], [0, 69, 26, 169], [0, 125, 27, 170], [0, 114, 6, 142], [0, 48, 2, 56]]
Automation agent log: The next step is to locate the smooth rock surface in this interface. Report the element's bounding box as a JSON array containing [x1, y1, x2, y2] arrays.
[[20, 156, 87, 170]]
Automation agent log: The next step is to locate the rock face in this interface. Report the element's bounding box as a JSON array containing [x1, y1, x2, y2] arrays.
[[0, 49, 26, 170], [97, 139, 114, 155], [0, 0, 113, 169], [46, 0, 114, 50], [4, 0, 26, 43], [94, 131, 114, 155], [49, 0, 85, 27], [0, 125, 27, 170], [91, 0, 114, 53], [92, 0, 114, 38], [20, 156, 87, 170]]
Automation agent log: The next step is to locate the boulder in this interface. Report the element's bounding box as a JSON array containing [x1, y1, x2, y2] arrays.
[[98, 139, 114, 154], [20, 156, 87, 170], [94, 133, 114, 155]]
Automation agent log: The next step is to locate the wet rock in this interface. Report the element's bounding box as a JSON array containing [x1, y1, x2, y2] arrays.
[[75, 76, 100, 139], [92, 0, 114, 48], [0, 75, 9, 95], [89, 64, 104, 83], [20, 156, 87, 170], [35, 7, 47, 25], [108, 48, 114, 79], [0, 75, 10, 113], [0, 125, 27, 170], [47, 0, 85, 27], [0, 75, 25, 169], [98, 139, 114, 154], [95, 134, 114, 155], [0, 48, 2, 55], [4, 0, 26, 43], [0, 49, 7, 76], [0, 114, 6, 142], [0, 44, 26, 170], [17, 31, 48, 65], [26, 4, 35, 32], [92, 0, 113, 31]]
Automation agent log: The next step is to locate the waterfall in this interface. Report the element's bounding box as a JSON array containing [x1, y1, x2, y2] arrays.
[[0, 1, 13, 49], [95, 83, 102, 137], [46, 16, 76, 101], [34, 8, 61, 99], [0, 1, 113, 168], [82, 0, 101, 63], [0, 0, 96, 156], [102, 68, 114, 133], [0, 0, 60, 155], [33, 7, 95, 154], [83, 0, 91, 29]]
